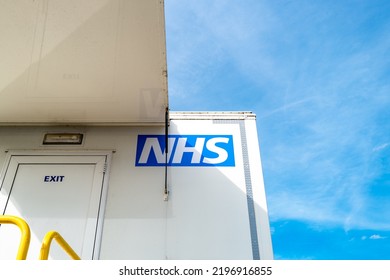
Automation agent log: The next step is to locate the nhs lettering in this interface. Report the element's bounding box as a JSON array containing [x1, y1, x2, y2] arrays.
[[135, 135, 235, 166]]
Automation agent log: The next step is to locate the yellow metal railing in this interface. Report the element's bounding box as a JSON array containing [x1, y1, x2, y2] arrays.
[[0, 215, 31, 260], [39, 231, 81, 260], [0, 215, 80, 260]]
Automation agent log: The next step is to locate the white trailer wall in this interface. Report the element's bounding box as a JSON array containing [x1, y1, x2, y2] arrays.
[[165, 113, 272, 259], [0, 112, 273, 259], [0, 0, 168, 125]]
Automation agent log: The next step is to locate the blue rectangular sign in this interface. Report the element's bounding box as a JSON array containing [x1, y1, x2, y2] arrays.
[[135, 135, 235, 167]]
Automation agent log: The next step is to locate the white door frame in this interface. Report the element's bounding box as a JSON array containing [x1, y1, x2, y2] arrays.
[[0, 150, 113, 259]]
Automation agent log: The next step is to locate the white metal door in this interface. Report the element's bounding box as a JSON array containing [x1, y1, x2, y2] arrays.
[[0, 152, 111, 260]]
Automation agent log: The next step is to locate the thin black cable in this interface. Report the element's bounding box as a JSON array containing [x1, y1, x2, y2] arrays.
[[164, 107, 169, 200]]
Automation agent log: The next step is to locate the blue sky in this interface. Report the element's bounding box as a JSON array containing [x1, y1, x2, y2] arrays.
[[165, 0, 390, 259]]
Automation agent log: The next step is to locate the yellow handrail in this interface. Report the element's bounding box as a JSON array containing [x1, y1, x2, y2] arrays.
[[0, 215, 31, 260], [39, 231, 81, 260]]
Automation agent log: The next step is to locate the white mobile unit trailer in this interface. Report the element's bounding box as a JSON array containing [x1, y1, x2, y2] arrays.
[[0, 113, 273, 260], [0, 1, 273, 260]]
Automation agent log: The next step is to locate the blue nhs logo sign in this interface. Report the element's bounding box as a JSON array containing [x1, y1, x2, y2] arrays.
[[135, 135, 235, 167]]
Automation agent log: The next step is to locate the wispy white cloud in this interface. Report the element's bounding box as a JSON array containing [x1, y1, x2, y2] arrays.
[[373, 143, 389, 152], [361, 234, 387, 240], [259, 97, 318, 119], [369, 234, 387, 240]]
